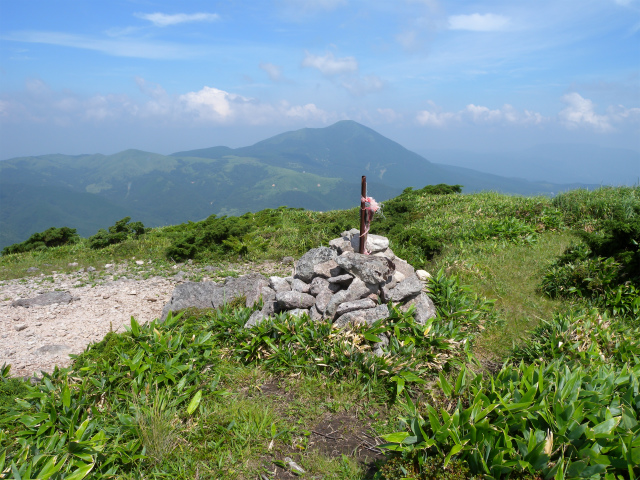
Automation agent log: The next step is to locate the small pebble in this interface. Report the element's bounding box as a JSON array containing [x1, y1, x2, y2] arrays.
[[15, 324, 28, 332]]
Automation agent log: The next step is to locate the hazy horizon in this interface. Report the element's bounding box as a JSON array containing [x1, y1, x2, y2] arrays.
[[1, 0, 638, 160]]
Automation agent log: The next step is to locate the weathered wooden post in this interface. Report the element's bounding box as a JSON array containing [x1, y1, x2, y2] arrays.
[[359, 176, 367, 254]]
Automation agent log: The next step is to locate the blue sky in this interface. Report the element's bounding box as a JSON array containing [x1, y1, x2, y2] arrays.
[[0, 0, 638, 159]]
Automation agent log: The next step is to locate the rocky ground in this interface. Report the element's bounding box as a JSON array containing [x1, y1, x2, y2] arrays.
[[0, 259, 293, 378]]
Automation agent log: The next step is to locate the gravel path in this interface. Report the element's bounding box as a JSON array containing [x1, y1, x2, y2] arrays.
[[0, 260, 291, 378]]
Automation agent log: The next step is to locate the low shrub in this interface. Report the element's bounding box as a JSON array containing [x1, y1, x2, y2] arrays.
[[88, 217, 147, 249], [1, 226, 79, 255]]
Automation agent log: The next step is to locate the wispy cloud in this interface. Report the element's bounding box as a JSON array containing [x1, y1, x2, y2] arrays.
[[341, 75, 386, 96], [302, 51, 358, 75], [448, 13, 510, 31], [416, 101, 545, 127], [134, 12, 220, 27], [2, 31, 202, 59], [259, 62, 284, 82], [1, 78, 334, 126]]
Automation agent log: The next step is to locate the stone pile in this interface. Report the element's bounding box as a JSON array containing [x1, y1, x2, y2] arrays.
[[160, 230, 436, 333]]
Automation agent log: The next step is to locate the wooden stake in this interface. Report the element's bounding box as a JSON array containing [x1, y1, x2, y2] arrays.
[[359, 176, 367, 254]]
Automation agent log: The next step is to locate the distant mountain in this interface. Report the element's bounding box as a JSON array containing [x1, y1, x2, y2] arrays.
[[1, 120, 602, 250], [419, 144, 640, 186]]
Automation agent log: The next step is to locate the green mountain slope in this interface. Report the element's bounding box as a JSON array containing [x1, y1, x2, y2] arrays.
[[0, 183, 132, 248], [1, 120, 600, 250]]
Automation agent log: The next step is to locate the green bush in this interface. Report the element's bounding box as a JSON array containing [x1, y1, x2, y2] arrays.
[[88, 216, 147, 249], [379, 359, 640, 479], [1, 226, 79, 255]]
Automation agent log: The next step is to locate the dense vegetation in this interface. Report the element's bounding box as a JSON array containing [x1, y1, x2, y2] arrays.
[[0, 227, 79, 256], [0, 185, 638, 479]]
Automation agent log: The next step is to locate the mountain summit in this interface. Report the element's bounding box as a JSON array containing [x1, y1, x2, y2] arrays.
[[174, 120, 438, 187], [1, 120, 594, 250]]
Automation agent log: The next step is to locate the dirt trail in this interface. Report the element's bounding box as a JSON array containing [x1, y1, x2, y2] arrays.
[[0, 261, 290, 378]]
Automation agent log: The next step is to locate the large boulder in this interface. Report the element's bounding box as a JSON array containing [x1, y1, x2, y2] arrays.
[[350, 234, 390, 254], [336, 252, 394, 285], [211, 273, 269, 309], [160, 281, 219, 322], [295, 247, 337, 282], [276, 291, 316, 310], [333, 305, 390, 328], [399, 292, 437, 325], [12, 292, 75, 308]]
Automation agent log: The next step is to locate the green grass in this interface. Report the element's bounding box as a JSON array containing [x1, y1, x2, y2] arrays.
[[1, 185, 638, 479]]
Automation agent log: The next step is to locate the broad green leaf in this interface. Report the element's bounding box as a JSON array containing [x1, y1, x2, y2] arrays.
[[592, 417, 621, 438], [62, 384, 71, 409], [187, 390, 202, 415], [380, 432, 410, 443], [439, 371, 452, 397], [65, 462, 94, 480], [444, 444, 463, 468], [130, 317, 140, 337], [36, 455, 65, 480], [363, 332, 382, 343]]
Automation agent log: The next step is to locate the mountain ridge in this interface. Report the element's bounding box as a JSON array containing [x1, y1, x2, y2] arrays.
[[0, 120, 608, 250]]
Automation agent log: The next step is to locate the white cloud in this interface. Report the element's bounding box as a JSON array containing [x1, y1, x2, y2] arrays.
[[3, 31, 201, 59], [416, 101, 547, 127], [448, 13, 510, 32], [1, 78, 334, 127], [416, 109, 457, 126], [302, 51, 358, 75], [134, 12, 220, 27], [559, 92, 612, 131], [259, 62, 283, 82]]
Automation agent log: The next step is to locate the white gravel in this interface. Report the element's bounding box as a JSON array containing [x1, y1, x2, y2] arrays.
[[0, 261, 292, 378]]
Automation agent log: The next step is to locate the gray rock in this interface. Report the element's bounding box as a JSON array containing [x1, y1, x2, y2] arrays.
[[26, 267, 40, 273], [68, 262, 79, 267], [281, 256, 295, 265], [350, 234, 389, 254], [276, 291, 316, 310], [259, 286, 278, 315], [211, 273, 269, 309], [35, 344, 71, 356], [328, 237, 354, 254], [333, 305, 390, 328], [309, 277, 330, 296], [14, 324, 27, 332], [295, 247, 337, 283], [393, 258, 416, 278], [393, 271, 406, 283], [336, 252, 394, 285], [12, 292, 74, 308], [314, 288, 333, 315], [244, 310, 269, 329], [269, 276, 291, 293], [310, 305, 324, 322], [87, 266, 96, 272], [160, 281, 219, 321], [385, 275, 423, 302], [204, 265, 218, 272], [327, 274, 354, 286], [416, 269, 431, 281], [313, 259, 341, 278], [372, 332, 389, 357], [373, 247, 396, 261], [346, 277, 379, 300], [324, 289, 351, 318], [400, 292, 437, 325], [291, 278, 310, 293], [335, 298, 376, 317]]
